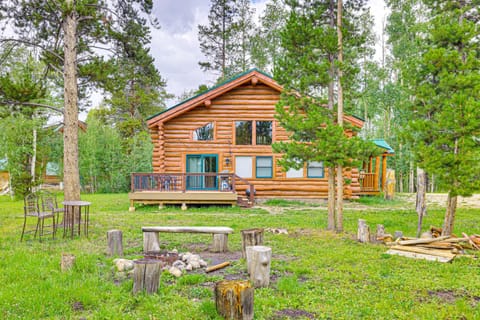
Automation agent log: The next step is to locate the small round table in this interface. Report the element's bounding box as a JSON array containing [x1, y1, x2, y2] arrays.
[[62, 201, 91, 238]]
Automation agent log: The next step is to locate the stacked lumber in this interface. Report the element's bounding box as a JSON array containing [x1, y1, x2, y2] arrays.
[[385, 227, 480, 263]]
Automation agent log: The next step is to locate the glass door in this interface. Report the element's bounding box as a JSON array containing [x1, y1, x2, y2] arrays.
[[186, 154, 218, 190]]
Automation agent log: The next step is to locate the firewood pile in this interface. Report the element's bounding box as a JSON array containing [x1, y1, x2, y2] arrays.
[[385, 226, 480, 263]]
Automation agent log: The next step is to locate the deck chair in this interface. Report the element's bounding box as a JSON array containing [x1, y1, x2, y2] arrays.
[[21, 193, 56, 241]]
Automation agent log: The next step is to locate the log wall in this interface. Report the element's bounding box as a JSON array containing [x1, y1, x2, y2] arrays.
[[151, 83, 361, 199]]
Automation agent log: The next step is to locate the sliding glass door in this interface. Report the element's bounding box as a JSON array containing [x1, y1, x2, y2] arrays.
[[186, 154, 218, 190]]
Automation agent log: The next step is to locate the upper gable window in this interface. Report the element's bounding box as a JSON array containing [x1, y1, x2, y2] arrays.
[[193, 122, 214, 141], [235, 120, 273, 145], [235, 121, 252, 145], [256, 121, 272, 145]]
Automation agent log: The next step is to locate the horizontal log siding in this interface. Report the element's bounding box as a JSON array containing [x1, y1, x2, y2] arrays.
[[151, 83, 360, 199]]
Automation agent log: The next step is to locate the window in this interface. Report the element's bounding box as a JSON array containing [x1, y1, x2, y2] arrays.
[[235, 121, 252, 145], [307, 161, 324, 178], [46, 162, 60, 176], [235, 120, 273, 145], [256, 156, 273, 178], [235, 156, 253, 178], [256, 121, 272, 145], [286, 167, 304, 178], [193, 122, 214, 141]]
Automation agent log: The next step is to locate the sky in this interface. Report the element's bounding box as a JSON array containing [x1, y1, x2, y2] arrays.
[[149, 0, 388, 108]]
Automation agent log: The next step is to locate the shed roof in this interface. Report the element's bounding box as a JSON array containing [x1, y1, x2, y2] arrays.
[[372, 139, 395, 154], [147, 69, 364, 128]]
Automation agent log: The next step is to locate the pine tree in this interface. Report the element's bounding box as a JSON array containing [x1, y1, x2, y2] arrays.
[[274, 0, 375, 232], [407, 0, 480, 235]]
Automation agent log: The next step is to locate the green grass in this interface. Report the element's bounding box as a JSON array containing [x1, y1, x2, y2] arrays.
[[1, 193, 480, 319]]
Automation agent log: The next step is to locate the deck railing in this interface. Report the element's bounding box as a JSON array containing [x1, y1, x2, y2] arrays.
[[359, 172, 379, 192], [130, 172, 255, 203]]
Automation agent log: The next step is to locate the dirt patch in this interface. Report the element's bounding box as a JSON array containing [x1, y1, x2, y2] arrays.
[[72, 301, 84, 312], [428, 289, 457, 303], [403, 193, 480, 209], [271, 309, 317, 319]]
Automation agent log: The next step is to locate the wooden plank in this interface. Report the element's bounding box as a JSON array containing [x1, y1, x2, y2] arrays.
[[142, 226, 234, 234], [386, 249, 454, 263], [389, 245, 456, 259]]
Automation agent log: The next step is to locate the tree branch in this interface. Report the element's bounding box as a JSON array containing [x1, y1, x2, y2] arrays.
[[0, 38, 64, 63], [0, 100, 64, 114]]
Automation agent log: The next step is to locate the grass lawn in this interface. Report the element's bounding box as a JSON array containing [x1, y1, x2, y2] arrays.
[[1, 193, 480, 319]]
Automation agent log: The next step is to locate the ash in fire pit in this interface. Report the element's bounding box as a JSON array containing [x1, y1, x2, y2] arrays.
[[142, 249, 208, 276], [143, 250, 179, 266]]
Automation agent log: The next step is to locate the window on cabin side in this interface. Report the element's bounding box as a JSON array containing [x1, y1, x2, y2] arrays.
[[256, 121, 272, 145], [193, 122, 214, 141], [307, 161, 324, 178], [235, 121, 252, 145], [256, 156, 273, 178]]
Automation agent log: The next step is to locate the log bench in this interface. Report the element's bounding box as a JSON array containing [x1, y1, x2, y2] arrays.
[[142, 226, 234, 253]]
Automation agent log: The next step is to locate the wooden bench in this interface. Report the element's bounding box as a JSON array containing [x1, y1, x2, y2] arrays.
[[142, 226, 234, 253]]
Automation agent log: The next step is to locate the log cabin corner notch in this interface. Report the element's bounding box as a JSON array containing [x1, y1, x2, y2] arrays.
[[130, 69, 387, 209]]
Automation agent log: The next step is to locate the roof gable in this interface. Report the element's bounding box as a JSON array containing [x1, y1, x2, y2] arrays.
[[147, 69, 281, 127], [147, 69, 364, 129]]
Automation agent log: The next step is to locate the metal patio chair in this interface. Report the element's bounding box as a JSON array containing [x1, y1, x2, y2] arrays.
[[21, 193, 56, 241]]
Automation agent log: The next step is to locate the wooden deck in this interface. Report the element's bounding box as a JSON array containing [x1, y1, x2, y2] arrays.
[[129, 191, 238, 211], [128, 173, 254, 211]]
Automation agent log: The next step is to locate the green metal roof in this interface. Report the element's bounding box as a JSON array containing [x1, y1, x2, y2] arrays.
[[146, 68, 273, 121], [0, 158, 7, 171], [372, 139, 395, 154]]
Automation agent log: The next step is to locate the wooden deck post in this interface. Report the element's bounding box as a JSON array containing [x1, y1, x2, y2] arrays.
[[381, 155, 387, 192], [215, 280, 254, 320], [374, 156, 381, 191]]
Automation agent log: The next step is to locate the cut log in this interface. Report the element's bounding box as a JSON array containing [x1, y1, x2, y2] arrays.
[[143, 231, 160, 253], [206, 261, 231, 273], [241, 228, 264, 258], [61, 253, 76, 272], [212, 234, 229, 252], [357, 219, 370, 243], [107, 229, 123, 257], [386, 249, 454, 263], [215, 280, 254, 320], [389, 245, 456, 259], [246, 246, 272, 288], [133, 259, 162, 295], [397, 235, 450, 246]]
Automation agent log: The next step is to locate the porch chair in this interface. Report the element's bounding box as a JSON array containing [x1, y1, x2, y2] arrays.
[[21, 193, 56, 241]]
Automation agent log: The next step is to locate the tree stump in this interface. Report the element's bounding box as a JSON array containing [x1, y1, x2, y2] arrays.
[[246, 246, 272, 288], [357, 219, 370, 243], [132, 259, 161, 295], [61, 253, 76, 272], [215, 280, 254, 320], [241, 228, 264, 258], [212, 234, 228, 252], [375, 224, 385, 243], [394, 231, 404, 240], [107, 229, 123, 256], [143, 232, 160, 253]]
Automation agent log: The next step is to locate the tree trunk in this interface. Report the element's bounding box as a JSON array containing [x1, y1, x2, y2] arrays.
[[416, 167, 427, 237], [327, 0, 336, 232], [408, 161, 415, 193], [335, 0, 344, 234], [31, 128, 36, 183], [327, 167, 336, 230], [442, 192, 457, 236], [430, 174, 435, 193], [62, 0, 81, 201], [215, 280, 254, 320]]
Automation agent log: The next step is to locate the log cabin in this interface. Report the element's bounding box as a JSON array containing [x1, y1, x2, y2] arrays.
[[129, 69, 392, 210]]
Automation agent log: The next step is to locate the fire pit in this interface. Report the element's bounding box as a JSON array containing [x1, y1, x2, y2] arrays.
[[143, 250, 179, 266]]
